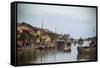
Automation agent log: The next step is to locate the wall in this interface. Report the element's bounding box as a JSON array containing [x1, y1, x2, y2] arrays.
[[0, 0, 99, 68]]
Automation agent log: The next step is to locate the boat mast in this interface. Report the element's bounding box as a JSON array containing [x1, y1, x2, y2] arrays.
[[41, 20, 43, 29]]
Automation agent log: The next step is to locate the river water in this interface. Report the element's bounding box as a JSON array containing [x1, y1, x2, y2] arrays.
[[17, 41, 96, 65]]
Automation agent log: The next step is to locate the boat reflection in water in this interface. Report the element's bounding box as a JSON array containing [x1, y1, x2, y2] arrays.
[[17, 41, 96, 65], [77, 53, 96, 61]]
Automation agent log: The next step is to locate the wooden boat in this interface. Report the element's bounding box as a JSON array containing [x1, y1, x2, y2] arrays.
[[77, 46, 96, 54], [55, 40, 65, 49]]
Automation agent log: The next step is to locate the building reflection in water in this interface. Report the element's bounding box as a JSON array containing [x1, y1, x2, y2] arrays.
[[17, 41, 96, 65]]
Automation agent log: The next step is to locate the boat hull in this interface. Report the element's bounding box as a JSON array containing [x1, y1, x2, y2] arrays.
[[77, 46, 96, 54]]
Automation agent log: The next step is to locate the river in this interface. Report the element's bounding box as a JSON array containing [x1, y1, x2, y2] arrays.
[[17, 41, 96, 65]]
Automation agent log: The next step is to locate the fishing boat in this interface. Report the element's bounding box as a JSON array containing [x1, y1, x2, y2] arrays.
[[36, 42, 46, 49], [55, 40, 65, 49], [77, 46, 96, 54]]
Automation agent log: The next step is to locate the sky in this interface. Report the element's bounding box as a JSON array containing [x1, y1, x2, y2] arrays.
[[17, 3, 96, 39]]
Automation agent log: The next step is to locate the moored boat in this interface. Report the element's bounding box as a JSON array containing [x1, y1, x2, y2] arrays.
[[36, 42, 46, 49], [55, 40, 65, 48], [77, 46, 96, 54]]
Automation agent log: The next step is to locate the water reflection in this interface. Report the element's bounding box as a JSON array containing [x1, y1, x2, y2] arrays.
[[77, 53, 96, 61], [17, 41, 96, 65]]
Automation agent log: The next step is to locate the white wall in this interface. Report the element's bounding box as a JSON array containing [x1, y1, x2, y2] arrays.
[[0, 0, 99, 68]]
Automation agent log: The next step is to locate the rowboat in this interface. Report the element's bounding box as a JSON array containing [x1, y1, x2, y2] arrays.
[[77, 46, 96, 54]]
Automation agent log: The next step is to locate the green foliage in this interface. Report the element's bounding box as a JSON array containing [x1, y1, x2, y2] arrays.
[[17, 32, 30, 41], [31, 35, 40, 40], [47, 33, 55, 40]]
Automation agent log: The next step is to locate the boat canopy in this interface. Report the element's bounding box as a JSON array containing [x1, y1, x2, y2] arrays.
[[55, 40, 65, 45]]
